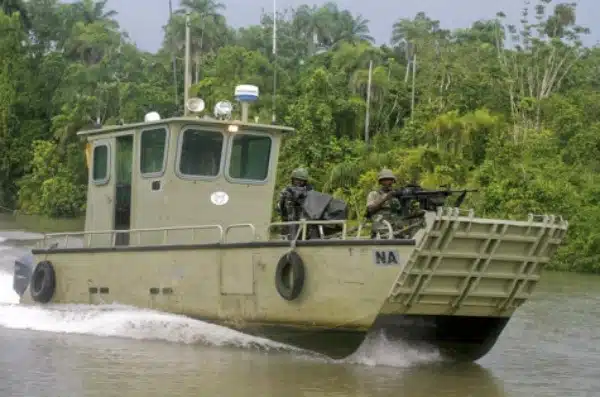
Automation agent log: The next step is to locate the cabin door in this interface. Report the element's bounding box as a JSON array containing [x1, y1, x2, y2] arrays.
[[86, 139, 115, 247], [113, 135, 133, 246]]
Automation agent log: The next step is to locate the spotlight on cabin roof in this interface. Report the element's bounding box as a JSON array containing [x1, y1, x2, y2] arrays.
[[234, 85, 259, 102], [186, 97, 205, 114], [214, 100, 233, 120], [144, 111, 161, 122]]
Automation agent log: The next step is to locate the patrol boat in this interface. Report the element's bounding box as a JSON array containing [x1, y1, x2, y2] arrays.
[[11, 84, 569, 361]]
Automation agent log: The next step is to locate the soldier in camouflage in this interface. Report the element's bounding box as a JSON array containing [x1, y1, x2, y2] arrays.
[[277, 168, 313, 239], [366, 169, 404, 238], [366, 169, 429, 238]]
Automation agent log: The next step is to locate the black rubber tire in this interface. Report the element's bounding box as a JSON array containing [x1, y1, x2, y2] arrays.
[[275, 251, 305, 301], [29, 261, 56, 303]]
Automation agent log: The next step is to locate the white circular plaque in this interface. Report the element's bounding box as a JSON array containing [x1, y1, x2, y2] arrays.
[[210, 191, 229, 206]]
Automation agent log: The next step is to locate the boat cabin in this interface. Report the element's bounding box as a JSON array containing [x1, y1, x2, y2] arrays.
[[80, 87, 294, 247]]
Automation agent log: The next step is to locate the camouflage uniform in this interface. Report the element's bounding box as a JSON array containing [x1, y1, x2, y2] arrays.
[[278, 168, 312, 239], [368, 191, 407, 234], [366, 169, 424, 238]]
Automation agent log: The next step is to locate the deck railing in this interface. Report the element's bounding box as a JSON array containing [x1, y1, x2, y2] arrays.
[[33, 208, 567, 251], [36, 218, 382, 249]]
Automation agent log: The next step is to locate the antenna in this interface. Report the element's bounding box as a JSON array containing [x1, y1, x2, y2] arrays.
[[272, 0, 277, 124], [365, 59, 372, 143], [168, 0, 178, 111], [184, 12, 191, 116]]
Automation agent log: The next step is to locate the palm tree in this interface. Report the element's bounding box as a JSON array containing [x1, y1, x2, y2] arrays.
[[64, 0, 120, 64], [169, 0, 229, 83], [72, 0, 118, 26], [330, 11, 373, 46]]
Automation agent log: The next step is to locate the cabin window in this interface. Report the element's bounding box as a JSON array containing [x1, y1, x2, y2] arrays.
[[178, 128, 223, 178], [92, 144, 109, 184], [140, 127, 167, 176], [228, 134, 272, 181]]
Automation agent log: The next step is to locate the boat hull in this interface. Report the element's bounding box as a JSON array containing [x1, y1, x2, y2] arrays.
[[15, 240, 417, 357], [12, 249, 509, 361], [12, 208, 569, 362], [12, 239, 513, 362]]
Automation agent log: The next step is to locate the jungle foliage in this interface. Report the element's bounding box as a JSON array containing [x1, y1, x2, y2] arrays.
[[0, 0, 599, 271]]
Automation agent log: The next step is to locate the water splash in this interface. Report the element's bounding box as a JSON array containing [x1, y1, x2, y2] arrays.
[[343, 330, 441, 367], [0, 271, 18, 304]]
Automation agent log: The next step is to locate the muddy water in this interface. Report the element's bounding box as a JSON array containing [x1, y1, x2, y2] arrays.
[[0, 214, 598, 397]]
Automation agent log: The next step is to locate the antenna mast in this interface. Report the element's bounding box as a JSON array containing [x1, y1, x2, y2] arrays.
[[184, 12, 191, 116], [365, 60, 372, 143], [272, 0, 277, 124], [169, 0, 178, 111]]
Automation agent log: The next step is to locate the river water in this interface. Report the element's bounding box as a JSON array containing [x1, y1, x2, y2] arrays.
[[0, 213, 598, 397]]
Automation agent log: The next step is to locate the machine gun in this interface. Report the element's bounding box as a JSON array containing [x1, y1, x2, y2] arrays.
[[393, 184, 479, 214], [361, 184, 478, 239], [277, 185, 314, 235]]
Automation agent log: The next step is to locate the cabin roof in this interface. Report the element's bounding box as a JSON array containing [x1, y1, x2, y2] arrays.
[[76, 117, 295, 137]]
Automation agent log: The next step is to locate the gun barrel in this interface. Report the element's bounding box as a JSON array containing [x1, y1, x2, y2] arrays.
[[410, 189, 478, 195]]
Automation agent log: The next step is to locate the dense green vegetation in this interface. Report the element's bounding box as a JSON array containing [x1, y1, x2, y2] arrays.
[[0, 0, 599, 271]]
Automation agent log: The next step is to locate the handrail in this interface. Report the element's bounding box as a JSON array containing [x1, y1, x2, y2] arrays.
[[224, 223, 257, 242], [34, 207, 568, 250], [355, 220, 394, 239], [41, 224, 224, 248], [268, 219, 348, 240]]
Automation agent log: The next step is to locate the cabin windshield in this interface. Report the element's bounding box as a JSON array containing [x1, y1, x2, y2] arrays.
[[140, 127, 167, 177], [178, 128, 224, 178], [228, 133, 272, 181]]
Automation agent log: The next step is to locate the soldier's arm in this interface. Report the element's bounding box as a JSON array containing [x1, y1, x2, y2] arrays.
[[366, 190, 393, 215]]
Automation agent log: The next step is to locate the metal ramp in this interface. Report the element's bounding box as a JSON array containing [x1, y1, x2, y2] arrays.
[[385, 207, 569, 317]]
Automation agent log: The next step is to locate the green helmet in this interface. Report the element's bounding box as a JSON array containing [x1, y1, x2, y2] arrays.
[[291, 167, 309, 181], [378, 168, 396, 182]]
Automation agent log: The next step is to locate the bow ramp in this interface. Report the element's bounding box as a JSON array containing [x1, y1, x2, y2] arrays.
[[370, 207, 568, 361]]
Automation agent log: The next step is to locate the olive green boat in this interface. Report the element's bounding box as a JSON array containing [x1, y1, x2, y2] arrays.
[[11, 18, 569, 361], [11, 84, 568, 361]]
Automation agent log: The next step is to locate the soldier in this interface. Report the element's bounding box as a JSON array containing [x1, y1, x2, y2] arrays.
[[366, 168, 403, 238], [277, 168, 313, 239]]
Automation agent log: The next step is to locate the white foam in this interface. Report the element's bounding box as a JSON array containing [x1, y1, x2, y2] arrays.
[[0, 269, 439, 367], [342, 330, 441, 367], [0, 301, 297, 352], [0, 272, 18, 304]]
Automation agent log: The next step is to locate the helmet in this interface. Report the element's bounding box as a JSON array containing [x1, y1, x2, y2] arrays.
[[291, 167, 309, 181], [378, 168, 396, 182]]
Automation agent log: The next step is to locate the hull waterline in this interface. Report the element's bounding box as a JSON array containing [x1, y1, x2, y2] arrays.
[[193, 313, 509, 361]]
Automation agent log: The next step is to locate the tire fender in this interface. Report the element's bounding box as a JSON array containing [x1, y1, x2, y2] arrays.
[[30, 260, 56, 303], [275, 251, 305, 301]]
